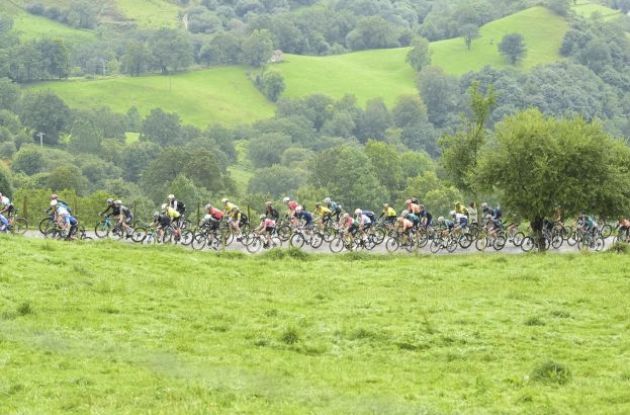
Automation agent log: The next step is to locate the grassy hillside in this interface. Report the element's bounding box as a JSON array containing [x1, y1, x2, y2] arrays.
[[431, 6, 568, 75], [115, 0, 181, 28], [572, 0, 623, 20], [1, 237, 630, 414], [0, 2, 95, 42], [30, 68, 276, 127]]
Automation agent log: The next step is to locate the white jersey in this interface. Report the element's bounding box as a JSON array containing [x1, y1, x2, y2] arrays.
[[0, 196, 10, 207]]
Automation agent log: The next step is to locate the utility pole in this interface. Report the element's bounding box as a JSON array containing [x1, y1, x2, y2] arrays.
[[36, 132, 45, 148]]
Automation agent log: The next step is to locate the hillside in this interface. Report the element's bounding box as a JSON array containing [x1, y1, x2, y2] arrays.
[[571, 0, 623, 20], [1, 237, 630, 414], [28, 6, 572, 124], [30, 68, 276, 127]]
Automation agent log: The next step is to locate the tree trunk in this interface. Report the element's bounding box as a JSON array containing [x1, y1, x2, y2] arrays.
[[531, 216, 546, 252]]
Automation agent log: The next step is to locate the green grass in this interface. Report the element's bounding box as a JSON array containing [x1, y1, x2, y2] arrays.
[[0, 2, 95, 42], [431, 6, 569, 75], [1, 237, 630, 414], [571, 0, 623, 20], [275, 48, 417, 108], [115, 0, 181, 28], [28, 68, 276, 128]]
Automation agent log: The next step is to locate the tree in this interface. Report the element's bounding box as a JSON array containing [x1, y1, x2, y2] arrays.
[[11, 145, 45, 175], [0, 162, 13, 199], [392, 95, 427, 129], [0, 77, 19, 111], [417, 66, 460, 128], [247, 132, 292, 168], [19, 92, 71, 145], [47, 164, 88, 195], [364, 140, 403, 195], [461, 24, 479, 51], [498, 33, 527, 65], [476, 109, 630, 248], [406, 36, 431, 71], [242, 29, 274, 67], [140, 108, 182, 146], [247, 165, 305, 198], [440, 82, 495, 196], [69, 119, 103, 154], [148, 28, 193, 74], [356, 98, 392, 142], [346, 16, 400, 51], [122, 41, 149, 76], [260, 70, 285, 102]]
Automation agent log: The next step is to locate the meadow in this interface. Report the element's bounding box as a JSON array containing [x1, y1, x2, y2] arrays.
[[1, 237, 629, 414], [28, 5, 571, 123]]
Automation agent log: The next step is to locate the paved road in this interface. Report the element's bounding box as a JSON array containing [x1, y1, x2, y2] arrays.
[[23, 230, 613, 255]]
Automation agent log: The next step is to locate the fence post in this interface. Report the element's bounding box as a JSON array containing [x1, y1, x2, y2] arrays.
[[22, 196, 28, 223], [196, 202, 200, 226]]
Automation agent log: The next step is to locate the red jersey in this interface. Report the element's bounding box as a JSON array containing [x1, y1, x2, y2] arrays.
[[209, 207, 224, 220]]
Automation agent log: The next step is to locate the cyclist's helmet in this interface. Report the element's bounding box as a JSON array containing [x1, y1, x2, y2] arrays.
[[161, 203, 167, 211], [265, 201, 272, 206], [295, 205, 303, 213], [383, 203, 389, 208], [153, 211, 159, 219], [167, 194, 175, 200], [323, 197, 331, 204], [50, 200, 58, 207], [221, 198, 228, 204], [259, 214, 266, 220], [282, 197, 290, 204], [449, 210, 456, 217], [411, 198, 419, 204], [354, 208, 362, 216], [51, 193, 58, 200], [114, 200, 122, 206], [205, 203, 213, 210], [401, 209, 409, 217], [106, 198, 113, 204], [437, 216, 445, 224], [405, 199, 412, 205], [315, 203, 321, 208]]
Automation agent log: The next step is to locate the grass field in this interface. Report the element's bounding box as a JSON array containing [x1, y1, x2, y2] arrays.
[[29, 68, 276, 128], [1, 237, 629, 414], [572, 0, 623, 20], [115, 0, 181, 28]]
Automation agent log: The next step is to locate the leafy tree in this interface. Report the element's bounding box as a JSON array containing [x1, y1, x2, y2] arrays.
[[547, 0, 570, 16], [19, 92, 70, 145], [364, 140, 403, 195], [120, 141, 161, 182], [356, 98, 392, 142], [149, 28, 194, 74], [281, 147, 314, 168], [477, 109, 630, 247], [392, 95, 427, 129], [461, 24, 479, 50], [140, 108, 182, 146], [346, 16, 400, 51], [0, 77, 19, 111], [247, 165, 305, 198], [406, 36, 431, 71], [498, 33, 527, 65], [440, 82, 495, 196], [417, 66, 460, 128], [69, 119, 103, 154], [247, 132, 292, 168], [36, 39, 69, 78], [122, 41, 149, 76], [400, 150, 435, 178], [47, 164, 88, 195], [0, 162, 13, 199], [260, 70, 285, 102], [310, 144, 387, 210], [166, 174, 210, 216], [126, 106, 142, 132], [242, 29, 274, 67], [11, 145, 45, 175]]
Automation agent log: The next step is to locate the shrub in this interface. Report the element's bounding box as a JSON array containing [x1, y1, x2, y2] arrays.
[[280, 327, 300, 345]]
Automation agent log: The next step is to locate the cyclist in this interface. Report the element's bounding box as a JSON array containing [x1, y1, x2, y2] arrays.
[[115, 200, 134, 237], [417, 204, 433, 229], [295, 206, 313, 229], [283, 197, 299, 219], [51, 199, 78, 240], [380, 203, 397, 225], [339, 212, 354, 234], [163, 202, 182, 240], [406, 199, 421, 215], [402, 209, 420, 229], [265, 201, 279, 221], [167, 194, 186, 228], [618, 217, 630, 241], [437, 216, 455, 231], [323, 197, 342, 221], [201, 203, 224, 232], [0, 192, 13, 231], [253, 214, 276, 248], [353, 208, 372, 235], [314, 203, 332, 228], [455, 202, 466, 215], [451, 210, 468, 230], [467, 202, 478, 225], [99, 198, 117, 217], [152, 210, 171, 241], [222, 198, 242, 241], [578, 213, 597, 234]]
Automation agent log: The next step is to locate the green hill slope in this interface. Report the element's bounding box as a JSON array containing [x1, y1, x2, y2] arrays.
[[2, 237, 630, 414], [30, 68, 275, 127], [571, 0, 622, 20], [28, 6, 569, 123]]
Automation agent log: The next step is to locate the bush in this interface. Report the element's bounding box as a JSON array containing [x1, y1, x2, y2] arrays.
[[280, 326, 300, 345], [608, 242, 630, 254], [530, 360, 571, 385]]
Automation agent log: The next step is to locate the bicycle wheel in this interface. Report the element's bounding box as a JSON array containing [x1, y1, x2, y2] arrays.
[[276, 224, 292, 241], [493, 235, 507, 251], [12, 218, 28, 235], [385, 237, 399, 253], [329, 237, 345, 253], [246, 237, 262, 253], [370, 228, 386, 245], [600, 224, 613, 238], [180, 229, 194, 246], [475, 237, 488, 251], [458, 233, 474, 249], [512, 231, 525, 247], [289, 232, 305, 249], [270, 236, 283, 249], [39, 217, 55, 235], [131, 227, 147, 243], [191, 233, 208, 250], [430, 239, 443, 253], [595, 237, 605, 251], [551, 234, 563, 249], [521, 236, 534, 252], [446, 237, 458, 253], [311, 232, 324, 249], [94, 222, 110, 238]]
